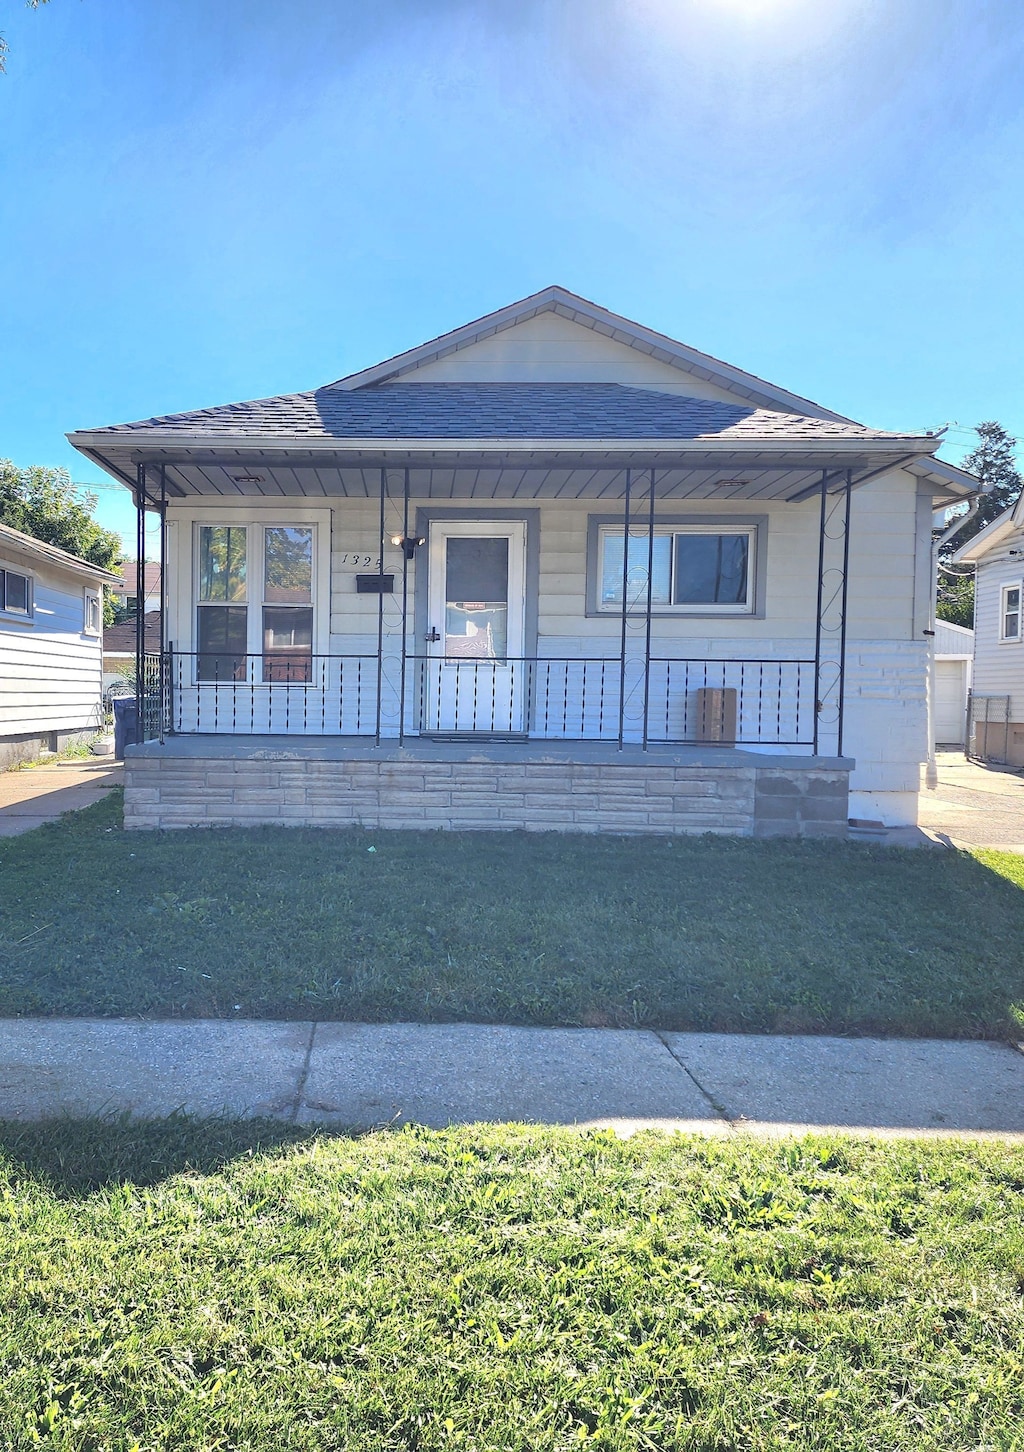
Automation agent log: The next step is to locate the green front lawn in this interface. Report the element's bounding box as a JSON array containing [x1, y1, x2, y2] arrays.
[[2, 1118, 1023, 1448], [1, 791, 1023, 1037]]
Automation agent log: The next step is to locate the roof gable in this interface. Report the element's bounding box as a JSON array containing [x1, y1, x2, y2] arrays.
[[330, 286, 851, 421], [953, 498, 1024, 564]]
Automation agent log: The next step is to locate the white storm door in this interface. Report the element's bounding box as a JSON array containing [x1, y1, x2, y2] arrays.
[[425, 521, 527, 732]]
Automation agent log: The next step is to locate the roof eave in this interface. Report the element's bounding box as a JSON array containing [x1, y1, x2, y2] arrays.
[[906, 455, 982, 505], [0, 525, 121, 583], [69, 430, 939, 456]]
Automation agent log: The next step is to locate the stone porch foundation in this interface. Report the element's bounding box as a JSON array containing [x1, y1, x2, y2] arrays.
[[124, 738, 852, 838]]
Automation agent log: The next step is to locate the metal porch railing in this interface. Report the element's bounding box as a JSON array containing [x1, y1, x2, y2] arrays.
[[148, 650, 817, 748]]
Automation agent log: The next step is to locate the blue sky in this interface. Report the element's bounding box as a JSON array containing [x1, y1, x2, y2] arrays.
[[2, 0, 1023, 551]]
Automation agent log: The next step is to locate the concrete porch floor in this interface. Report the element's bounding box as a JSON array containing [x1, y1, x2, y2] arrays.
[[127, 733, 849, 770], [1, 1019, 1023, 1138]]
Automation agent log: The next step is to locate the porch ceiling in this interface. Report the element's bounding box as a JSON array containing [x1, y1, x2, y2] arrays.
[[78, 445, 924, 505]]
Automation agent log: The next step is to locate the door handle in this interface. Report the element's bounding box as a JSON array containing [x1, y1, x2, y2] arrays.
[[425, 627, 441, 643]]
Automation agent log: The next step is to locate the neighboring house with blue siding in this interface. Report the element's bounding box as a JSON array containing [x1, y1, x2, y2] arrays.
[[954, 498, 1024, 764], [0, 523, 120, 768]]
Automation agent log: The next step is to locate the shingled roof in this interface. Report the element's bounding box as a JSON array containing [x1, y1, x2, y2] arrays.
[[78, 382, 923, 445]]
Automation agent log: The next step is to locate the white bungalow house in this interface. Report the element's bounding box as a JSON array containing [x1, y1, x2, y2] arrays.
[[68, 287, 977, 834], [953, 498, 1024, 764], [0, 522, 120, 768]]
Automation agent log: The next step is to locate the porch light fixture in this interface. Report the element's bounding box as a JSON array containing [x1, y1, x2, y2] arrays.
[[231, 473, 265, 484], [391, 533, 425, 560]]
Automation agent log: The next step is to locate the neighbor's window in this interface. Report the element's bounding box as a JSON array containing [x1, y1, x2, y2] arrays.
[[598, 527, 752, 611], [0, 567, 32, 617], [83, 588, 102, 636], [1001, 584, 1021, 642], [197, 526, 248, 681]]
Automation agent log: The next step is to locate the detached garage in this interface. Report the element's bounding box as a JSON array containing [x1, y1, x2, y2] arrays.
[[933, 620, 973, 748]]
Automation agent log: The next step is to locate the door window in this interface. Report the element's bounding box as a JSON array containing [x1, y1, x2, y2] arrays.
[[444, 536, 510, 662]]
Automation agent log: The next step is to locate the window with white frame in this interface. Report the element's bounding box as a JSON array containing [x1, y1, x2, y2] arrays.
[[196, 524, 315, 682], [0, 567, 32, 618], [596, 525, 755, 612], [1000, 583, 1022, 642], [83, 588, 102, 636]]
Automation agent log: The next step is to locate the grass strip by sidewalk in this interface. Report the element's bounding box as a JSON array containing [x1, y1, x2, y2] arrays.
[[1, 1117, 1023, 1448], [0, 791, 1023, 1037]]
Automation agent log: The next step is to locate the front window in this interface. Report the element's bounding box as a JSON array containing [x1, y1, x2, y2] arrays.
[[1001, 584, 1021, 642], [598, 527, 753, 611], [0, 567, 32, 617], [196, 524, 316, 681], [197, 526, 248, 681], [263, 527, 313, 681]]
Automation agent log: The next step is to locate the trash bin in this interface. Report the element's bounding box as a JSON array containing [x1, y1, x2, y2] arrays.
[[113, 696, 139, 760]]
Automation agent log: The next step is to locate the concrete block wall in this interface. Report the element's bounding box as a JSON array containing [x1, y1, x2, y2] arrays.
[[124, 754, 850, 838]]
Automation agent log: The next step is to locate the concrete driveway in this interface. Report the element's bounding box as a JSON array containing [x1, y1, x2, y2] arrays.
[[918, 750, 1024, 852], [0, 759, 123, 836]]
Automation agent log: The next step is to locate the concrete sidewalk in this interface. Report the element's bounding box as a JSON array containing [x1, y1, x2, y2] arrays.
[[0, 759, 123, 836], [2, 1018, 1022, 1138]]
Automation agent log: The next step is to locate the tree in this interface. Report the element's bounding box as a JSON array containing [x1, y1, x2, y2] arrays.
[[0, 459, 123, 622], [933, 421, 1022, 631], [936, 572, 974, 629], [939, 421, 1023, 557], [0, 0, 51, 75]]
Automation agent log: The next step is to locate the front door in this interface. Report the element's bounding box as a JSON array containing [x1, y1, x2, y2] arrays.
[[425, 521, 527, 733]]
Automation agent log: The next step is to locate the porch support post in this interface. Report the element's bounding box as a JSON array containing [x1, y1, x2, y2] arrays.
[[135, 463, 147, 746], [642, 466, 656, 751], [812, 468, 827, 756], [836, 469, 853, 758], [812, 467, 852, 758], [158, 464, 167, 744], [375, 466, 386, 747], [398, 466, 410, 745], [617, 467, 632, 750]]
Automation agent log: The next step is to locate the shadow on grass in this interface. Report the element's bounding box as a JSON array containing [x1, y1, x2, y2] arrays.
[[0, 1112, 357, 1200]]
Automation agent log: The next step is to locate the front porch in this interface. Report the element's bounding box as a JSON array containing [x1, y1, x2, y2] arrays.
[[124, 734, 852, 837]]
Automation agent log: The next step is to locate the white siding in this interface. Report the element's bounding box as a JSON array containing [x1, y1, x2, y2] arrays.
[[396, 311, 747, 402], [971, 531, 1024, 721], [0, 555, 104, 734], [933, 620, 974, 657], [164, 468, 928, 819]]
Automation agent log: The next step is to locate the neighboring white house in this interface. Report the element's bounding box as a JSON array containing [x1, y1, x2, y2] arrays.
[[932, 619, 973, 748], [69, 286, 978, 833], [0, 522, 121, 768], [953, 499, 1024, 764]]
